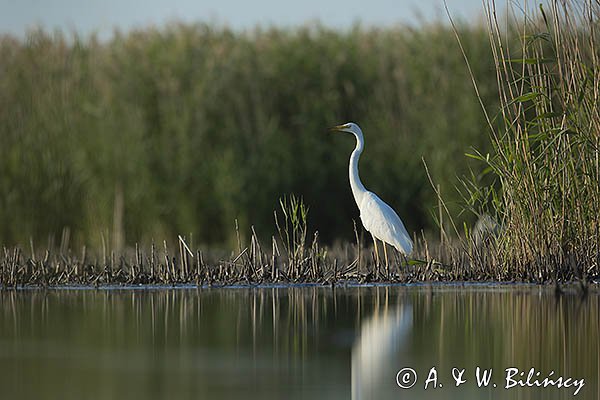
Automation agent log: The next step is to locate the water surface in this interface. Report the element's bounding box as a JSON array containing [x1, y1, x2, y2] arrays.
[[1, 285, 598, 399]]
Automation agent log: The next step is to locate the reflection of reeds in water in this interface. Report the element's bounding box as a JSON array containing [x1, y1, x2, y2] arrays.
[[412, 288, 599, 399], [1, 286, 598, 399]]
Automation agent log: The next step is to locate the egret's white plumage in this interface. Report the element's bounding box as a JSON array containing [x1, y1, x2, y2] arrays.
[[331, 122, 413, 256]]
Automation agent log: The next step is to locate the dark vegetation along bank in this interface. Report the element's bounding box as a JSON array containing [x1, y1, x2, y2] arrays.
[[1, 1, 599, 287]]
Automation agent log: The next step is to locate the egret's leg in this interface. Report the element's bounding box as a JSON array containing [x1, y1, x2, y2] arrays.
[[371, 234, 380, 267], [383, 242, 389, 277]]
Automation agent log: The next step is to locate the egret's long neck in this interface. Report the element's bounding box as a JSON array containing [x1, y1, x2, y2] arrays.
[[349, 132, 367, 205]]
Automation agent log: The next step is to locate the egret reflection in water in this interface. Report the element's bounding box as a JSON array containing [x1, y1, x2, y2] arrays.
[[0, 286, 598, 400], [352, 301, 413, 400]]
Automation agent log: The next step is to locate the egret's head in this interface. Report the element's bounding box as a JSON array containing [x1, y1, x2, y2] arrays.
[[329, 122, 363, 136]]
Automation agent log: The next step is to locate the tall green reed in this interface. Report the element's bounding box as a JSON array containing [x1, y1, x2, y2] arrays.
[[0, 23, 497, 249], [464, 1, 600, 280]]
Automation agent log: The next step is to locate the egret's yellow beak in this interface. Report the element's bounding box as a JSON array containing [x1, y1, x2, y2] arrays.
[[329, 123, 349, 132]]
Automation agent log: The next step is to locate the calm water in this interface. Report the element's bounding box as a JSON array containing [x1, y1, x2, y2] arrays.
[[0, 285, 598, 399]]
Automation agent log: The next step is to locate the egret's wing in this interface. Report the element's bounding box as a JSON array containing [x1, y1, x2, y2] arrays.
[[359, 192, 413, 254]]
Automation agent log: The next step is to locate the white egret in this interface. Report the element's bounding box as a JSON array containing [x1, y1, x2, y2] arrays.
[[330, 122, 413, 267]]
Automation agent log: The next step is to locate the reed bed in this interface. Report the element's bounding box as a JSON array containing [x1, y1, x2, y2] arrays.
[[1, 198, 596, 287], [0, 22, 496, 249], [0, 237, 540, 288], [453, 1, 600, 282], [1, 192, 596, 287], [2, 2, 600, 287]]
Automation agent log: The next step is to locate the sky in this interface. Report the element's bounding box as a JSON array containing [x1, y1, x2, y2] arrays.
[[0, 0, 491, 39]]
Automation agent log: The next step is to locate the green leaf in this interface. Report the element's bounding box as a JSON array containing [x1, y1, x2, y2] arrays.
[[532, 112, 562, 121], [539, 4, 549, 28], [465, 152, 485, 161], [506, 58, 555, 65], [512, 92, 540, 103], [524, 32, 551, 43]]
